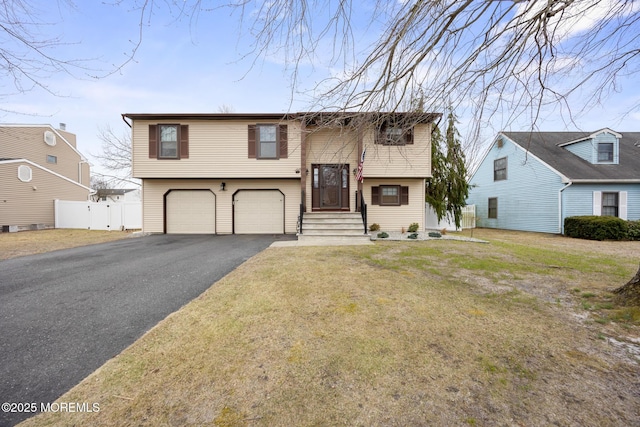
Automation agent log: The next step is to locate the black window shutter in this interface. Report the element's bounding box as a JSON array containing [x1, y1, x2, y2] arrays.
[[248, 125, 256, 158], [180, 125, 189, 158], [401, 186, 409, 205], [371, 186, 379, 205], [148, 125, 158, 158], [279, 124, 288, 158]]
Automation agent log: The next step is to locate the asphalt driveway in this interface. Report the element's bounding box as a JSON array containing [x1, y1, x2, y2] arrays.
[[0, 233, 293, 426]]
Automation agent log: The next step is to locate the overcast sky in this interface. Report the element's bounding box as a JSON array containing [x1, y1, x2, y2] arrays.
[[1, 1, 639, 182]]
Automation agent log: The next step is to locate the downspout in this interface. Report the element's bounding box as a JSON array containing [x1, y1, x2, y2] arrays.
[[558, 182, 572, 234]]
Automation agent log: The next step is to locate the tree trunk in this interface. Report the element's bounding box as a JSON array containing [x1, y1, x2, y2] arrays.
[[612, 263, 640, 306]]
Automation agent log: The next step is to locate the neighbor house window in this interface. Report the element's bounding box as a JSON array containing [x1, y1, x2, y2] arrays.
[[248, 124, 288, 159], [602, 192, 618, 217], [488, 197, 498, 219], [494, 157, 507, 181], [597, 143, 614, 162], [148, 124, 189, 159], [46, 155, 57, 164]]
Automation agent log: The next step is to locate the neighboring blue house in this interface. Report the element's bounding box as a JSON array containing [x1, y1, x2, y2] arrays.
[[466, 128, 640, 234]]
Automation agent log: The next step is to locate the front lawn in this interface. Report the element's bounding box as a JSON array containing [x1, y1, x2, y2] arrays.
[[19, 230, 639, 426]]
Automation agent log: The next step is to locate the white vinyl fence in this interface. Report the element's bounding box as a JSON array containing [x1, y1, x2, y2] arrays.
[[54, 200, 142, 231], [425, 204, 476, 231]]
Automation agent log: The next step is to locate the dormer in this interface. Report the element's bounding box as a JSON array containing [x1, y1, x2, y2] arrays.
[[558, 128, 621, 165]]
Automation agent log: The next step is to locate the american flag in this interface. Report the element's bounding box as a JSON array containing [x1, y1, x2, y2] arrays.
[[355, 147, 366, 182]]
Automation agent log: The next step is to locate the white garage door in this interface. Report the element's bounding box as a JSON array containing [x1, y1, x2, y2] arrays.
[[234, 190, 284, 234], [166, 190, 216, 234]]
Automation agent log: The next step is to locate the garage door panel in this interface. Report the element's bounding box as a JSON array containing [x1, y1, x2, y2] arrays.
[[166, 190, 215, 234], [234, 190, 283, 234]]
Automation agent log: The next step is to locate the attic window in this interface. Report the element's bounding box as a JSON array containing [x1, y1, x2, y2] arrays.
[[597, 143, 613, 162], [18, 165, 32, 182], [44, 131, 56, 146]]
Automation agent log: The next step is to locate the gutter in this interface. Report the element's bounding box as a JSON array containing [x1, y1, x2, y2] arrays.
[[558, 182, 573, 234]]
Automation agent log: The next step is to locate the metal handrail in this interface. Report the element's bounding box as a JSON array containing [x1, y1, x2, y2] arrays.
[[359, 190, 367, 234], [298, 190, 305, 234]]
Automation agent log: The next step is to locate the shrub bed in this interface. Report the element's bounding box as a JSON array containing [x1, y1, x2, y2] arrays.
[[564, 216, 635, 241]]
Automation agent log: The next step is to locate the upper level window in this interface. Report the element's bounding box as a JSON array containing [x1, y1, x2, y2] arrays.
[[377, 124, 413, 145], [248, 124, 288, 159], [159, 125, 178, 158], [602, 192, 618, 216], [47, 155, 57, 164], [258, 125, 278, 159], [148, 124, 189, 159], [494, 157, 507, 181], [597, 143, 614, 162]]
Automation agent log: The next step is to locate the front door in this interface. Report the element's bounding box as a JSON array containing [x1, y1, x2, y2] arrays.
[[312, 164, 350, 210]]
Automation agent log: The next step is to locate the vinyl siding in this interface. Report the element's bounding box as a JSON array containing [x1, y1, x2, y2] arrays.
[[564, 132, 619, 164], [562, 184, 640, 221], [364, 178, 426, 232], [362, 123, 432, 178], [0, 126, 87, 183], [564, 140, 594, 163], [141, 178, 300, 234], [132, 120, 302, 179], [0, 162, 90, 226], [466, 137, 565, 233]]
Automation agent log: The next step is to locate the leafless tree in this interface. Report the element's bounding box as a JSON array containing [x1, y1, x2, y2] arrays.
[[143, 0, 639, 154], [0, 0, 143, 112], [92, 125, 139, 187]]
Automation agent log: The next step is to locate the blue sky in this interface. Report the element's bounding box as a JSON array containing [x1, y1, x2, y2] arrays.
[[1, 1, 639, 181]]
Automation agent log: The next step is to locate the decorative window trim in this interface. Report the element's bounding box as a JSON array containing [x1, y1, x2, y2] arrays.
[[18, 165, 33, 182], [494, 157, 507, 181]]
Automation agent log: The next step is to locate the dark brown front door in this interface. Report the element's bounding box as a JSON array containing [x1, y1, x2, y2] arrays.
[[312, 164, 349, 210]]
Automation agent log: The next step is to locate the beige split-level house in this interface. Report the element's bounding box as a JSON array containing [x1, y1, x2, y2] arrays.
[[123, 112, 440, 237], [0, 124, 91, 229]]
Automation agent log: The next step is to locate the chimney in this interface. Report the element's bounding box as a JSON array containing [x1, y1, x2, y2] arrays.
[[59, 123, 66, 131]]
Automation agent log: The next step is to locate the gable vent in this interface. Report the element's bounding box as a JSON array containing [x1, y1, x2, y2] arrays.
[[497, 139, 504, 148], [44, 131, 56, 146]]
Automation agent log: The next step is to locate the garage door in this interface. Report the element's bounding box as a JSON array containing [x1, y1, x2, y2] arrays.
[[166, 190, 215, 234], [234, 190, 284, 234]]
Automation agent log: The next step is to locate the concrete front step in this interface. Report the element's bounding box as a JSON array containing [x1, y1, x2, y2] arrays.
[[302, 229, 368, 236], [297, 234, 371, 243], [299, 211, 368, 239]]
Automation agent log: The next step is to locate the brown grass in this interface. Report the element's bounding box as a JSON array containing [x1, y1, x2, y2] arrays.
[[0, 229, 132, 260], [16, 229, 640, 426]]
